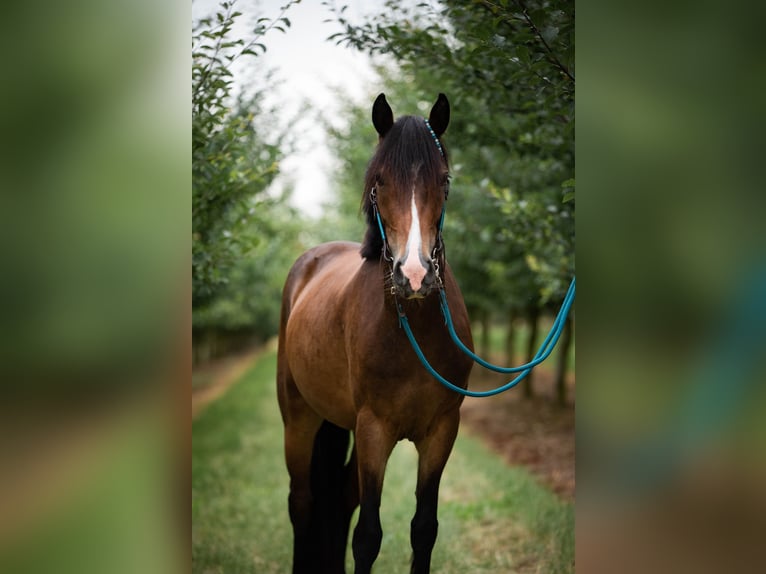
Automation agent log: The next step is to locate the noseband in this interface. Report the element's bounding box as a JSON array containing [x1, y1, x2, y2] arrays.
[[369, 118, 448, 296]]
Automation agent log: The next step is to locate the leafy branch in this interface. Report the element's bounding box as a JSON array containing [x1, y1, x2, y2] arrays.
[[234, 0, 301, 66], [192, 0, 301, 104], [514, 0, 574, 83], [475, 0, 574, 85]]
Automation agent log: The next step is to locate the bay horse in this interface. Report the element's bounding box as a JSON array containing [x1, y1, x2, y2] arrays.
[[277, 93, 473, 574]]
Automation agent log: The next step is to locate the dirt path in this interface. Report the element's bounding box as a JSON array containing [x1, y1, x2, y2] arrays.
[[192, 342, 273, 419], [192, 347, 574, 500], [460, 369, 575, 500]]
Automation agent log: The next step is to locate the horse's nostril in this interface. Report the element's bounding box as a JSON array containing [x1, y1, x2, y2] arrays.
[[422, 260, 436, 286], [393, 260, 407, 286]]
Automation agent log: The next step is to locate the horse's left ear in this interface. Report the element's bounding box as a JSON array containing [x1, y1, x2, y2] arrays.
[[372, 93, 394, 138], [428, 93, 450, 137]]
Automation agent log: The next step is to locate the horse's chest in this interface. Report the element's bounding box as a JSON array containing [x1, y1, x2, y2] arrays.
[[351, 354, 460, 434]]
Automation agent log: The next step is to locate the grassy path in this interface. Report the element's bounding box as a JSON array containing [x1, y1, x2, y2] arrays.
[[192, 351, 573, 573]]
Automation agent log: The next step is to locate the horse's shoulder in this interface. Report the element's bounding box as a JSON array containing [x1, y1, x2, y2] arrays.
[[283, 242, 362, 303]]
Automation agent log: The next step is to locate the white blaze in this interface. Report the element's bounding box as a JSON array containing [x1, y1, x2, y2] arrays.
[[401, 193, 426, 292]]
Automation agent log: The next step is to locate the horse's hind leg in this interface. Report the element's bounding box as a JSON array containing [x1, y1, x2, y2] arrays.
[[283, 410, 323, 574], [410, 411, 460, 574], [311, 421, 355, 573], [278, 360, 323, 573]]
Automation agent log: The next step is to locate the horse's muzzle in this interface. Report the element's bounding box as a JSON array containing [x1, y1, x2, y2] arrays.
[[393, 258, 438, 299]]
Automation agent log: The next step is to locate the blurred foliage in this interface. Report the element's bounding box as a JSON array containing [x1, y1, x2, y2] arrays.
[[315, 100, 373, 243], [192, 0, 304, 348], [576, 3, 766, 573], [323, 0, 574, 315], [0, 0, 186, 385], [0, 3, 188, 571], [192, 199, 304, 341]]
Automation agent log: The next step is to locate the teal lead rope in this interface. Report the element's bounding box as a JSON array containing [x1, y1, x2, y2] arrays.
[[397, 278, 575, 397], [439, 278, 576, 374]]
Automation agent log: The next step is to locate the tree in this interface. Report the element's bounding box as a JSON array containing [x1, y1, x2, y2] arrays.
[[192, 0, 299, 306], [192, 0, 304, 360]]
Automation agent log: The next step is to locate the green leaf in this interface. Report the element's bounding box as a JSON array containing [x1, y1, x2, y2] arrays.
[[541, 25, 559, 45], [516, 45, 530, 64]]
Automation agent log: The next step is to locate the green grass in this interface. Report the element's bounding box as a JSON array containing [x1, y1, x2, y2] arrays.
[[192, 351, 573, 573]]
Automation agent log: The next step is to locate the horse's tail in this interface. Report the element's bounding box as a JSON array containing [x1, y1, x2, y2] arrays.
[[310, 420, 358, 572]]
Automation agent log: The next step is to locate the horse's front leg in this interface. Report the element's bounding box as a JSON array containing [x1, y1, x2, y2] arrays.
[[410, 411, 460, 574], [352, 408, 396, 574]]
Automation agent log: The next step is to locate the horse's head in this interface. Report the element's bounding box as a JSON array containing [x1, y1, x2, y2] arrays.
[[361, 93, 451, 300]]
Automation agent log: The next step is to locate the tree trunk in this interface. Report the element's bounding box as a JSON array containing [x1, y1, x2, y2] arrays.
[[480, 310, 491, 359], [192, 330, 211, 366], [504, 308, 516, 365], [555, 316, 573, 406], [523, 307, 540, 398]]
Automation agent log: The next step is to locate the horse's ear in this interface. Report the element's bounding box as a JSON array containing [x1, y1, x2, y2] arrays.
[[428, 93, 450, 137], [372, 93, 394, 137]]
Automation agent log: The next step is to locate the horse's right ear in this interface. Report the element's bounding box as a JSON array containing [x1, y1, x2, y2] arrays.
[[428, 93, 450, 137], [372, 93, 394, 138]]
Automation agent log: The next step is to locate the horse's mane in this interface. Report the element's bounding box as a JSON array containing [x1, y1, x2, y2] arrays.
[[360, 115, 449, 260]]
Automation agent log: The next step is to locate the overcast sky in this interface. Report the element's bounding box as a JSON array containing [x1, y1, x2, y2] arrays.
[[193, 0, 387, 217]]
